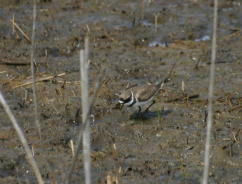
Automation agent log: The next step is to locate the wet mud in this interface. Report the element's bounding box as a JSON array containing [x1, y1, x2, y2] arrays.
[[0, 0, 241, 183]]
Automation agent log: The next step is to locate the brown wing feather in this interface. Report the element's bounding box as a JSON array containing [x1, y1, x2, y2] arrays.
[[132, 84, 159, 102]]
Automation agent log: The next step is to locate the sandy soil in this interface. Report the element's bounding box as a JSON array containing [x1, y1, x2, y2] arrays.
[[0, 0, 241, 183]]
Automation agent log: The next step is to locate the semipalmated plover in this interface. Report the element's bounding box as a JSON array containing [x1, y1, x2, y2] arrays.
[[118, 81, 164, 113], [118, 64, 176, 113]]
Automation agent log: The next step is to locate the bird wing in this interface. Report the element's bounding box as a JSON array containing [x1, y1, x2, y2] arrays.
[[135, 84, 159, 102]]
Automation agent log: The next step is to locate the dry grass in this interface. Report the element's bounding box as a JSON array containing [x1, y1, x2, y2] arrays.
[[0, 0, 224, 183], [202, 0, 218, 184], [30, 0, 41, 138], [0, 91, 44, 184], [65, 37, 105, 184], [81, 36, 91, 184]]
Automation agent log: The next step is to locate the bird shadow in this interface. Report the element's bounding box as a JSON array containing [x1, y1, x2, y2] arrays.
[[129, 109, 172, 120]]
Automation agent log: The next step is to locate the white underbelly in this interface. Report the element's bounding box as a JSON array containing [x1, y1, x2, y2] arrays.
[[133, 97, 153, 107]]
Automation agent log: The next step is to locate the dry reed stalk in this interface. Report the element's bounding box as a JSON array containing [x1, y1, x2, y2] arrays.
[[0, 91, 44, 184], [30, 0, 41, 138], [70, 139, 75, 157], [202, 0, 218, 184], [10, 19, 31, 43], [0, 58, 47, 66], [154, 14, 158, 32], [65, 71, 104, 184], [141, 0, 145, 20], [65, 58, 105, 184], [81, 36, 91, 184], [12, 14, 15, 34], [13, 73, 66, 88]]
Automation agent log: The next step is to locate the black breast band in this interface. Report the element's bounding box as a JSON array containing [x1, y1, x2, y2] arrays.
[[128, 97, 136, 107]]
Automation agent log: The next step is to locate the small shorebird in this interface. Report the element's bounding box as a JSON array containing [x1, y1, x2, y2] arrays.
[[118, 64, 176, 113], [118, 81, 164, 113]]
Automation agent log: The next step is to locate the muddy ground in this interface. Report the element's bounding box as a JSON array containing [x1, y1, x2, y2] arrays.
[[0, 0, 241, 183]]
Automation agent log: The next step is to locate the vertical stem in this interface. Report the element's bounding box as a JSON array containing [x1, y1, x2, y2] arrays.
[[154, 14, 158, 33], [84, 36, 89, 64], [141, 0, 145, 20], [30, 0, 41, 138], [66, 36, 99, 184], [12, 14, 15, 34], [81, 36, 91, 184], [202, 0, 218, 184]]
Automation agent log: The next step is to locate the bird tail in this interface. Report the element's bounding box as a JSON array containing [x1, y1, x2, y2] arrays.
[[156, 63, 176, 89]]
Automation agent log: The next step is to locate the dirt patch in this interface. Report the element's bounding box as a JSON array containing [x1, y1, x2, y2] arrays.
[[0, 0, 241, 183]]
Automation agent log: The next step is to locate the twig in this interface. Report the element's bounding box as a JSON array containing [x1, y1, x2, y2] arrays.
[[141, 0, 145, 20], [161, 62, 177, 84], [231, 129, 240, 145], [13, 73, 66, 88], [0, 58, 47, 66], [154, 13, 158, 32], [0, 91, 44, 184], [70, 139, 75, 157], [202, 0, 218, 184], [10, 19, 31, 43], [166, 94, 199, 103], [30, 0, 41, 138], [228, 105, 242, 112], [12, 14, 15, 34], [0, 60, 30, 65]]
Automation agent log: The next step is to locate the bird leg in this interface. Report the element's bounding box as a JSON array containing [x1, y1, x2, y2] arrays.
[[144, 100, 156, 112], [138, 106, 142, 114]]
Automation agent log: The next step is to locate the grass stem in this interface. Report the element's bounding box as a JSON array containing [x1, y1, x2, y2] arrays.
[[202, 0, 218, 183]]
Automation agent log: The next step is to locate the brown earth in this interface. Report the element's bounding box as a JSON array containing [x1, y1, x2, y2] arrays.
[[0, 0, 241, 183]]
